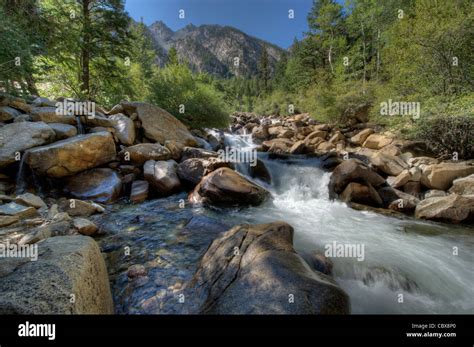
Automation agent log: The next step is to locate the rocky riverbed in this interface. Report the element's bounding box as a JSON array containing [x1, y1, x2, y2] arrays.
[[0, 93, 472, 314]]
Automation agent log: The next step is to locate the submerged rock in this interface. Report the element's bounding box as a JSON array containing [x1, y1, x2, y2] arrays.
[[185, 221, 350, 314], [130, 180, 149, 203], [189, 167, 271, 207], [26, 132, 116, 178]]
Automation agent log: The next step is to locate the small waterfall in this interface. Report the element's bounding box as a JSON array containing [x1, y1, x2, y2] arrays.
[[223, 130, 257, 177], [223, 131, 474, 314], [15, 152, 29, 195], [76, 115, 85, 135]]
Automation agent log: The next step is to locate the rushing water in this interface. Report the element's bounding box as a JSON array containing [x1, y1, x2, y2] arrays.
[[222, 133, 474, 314], [97, 132, 473, 314]]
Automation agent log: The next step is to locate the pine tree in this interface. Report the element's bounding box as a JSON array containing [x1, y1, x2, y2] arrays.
[[167, 47, 179, 66], [258, 45, 271, 93]]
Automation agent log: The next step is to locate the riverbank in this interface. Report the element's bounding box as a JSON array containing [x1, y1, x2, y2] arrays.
[[0, 94, 472, 314]]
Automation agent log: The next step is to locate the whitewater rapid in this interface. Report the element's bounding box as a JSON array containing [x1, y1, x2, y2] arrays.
[[223, 133, 474, 314]]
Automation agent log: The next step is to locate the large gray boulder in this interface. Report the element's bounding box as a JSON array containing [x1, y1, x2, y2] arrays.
[[0, 236, 114, 314], [121, 102, 198, 146], [185, 222, 350, 314], [26, 132, 116, 178], [0, 122, 56, 168], [189, 167, 271, 207]]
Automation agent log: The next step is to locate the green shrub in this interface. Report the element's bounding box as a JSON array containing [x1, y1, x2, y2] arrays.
[[148, 63, 229, 128], [415, 115, 473, 159]]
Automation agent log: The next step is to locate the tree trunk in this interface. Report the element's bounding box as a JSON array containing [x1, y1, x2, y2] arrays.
[[80, 0, 91, 98], [361, 22, 367, 93], [376, 29, 381, 80]]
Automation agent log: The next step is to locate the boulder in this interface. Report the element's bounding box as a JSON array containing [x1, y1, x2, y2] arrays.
[[14, 193, 46, 209], [164, 140, 184, 161], [73, 218, 98, 236], [2, 95, 32, 113], [362, 134, 392, 149], [252, 125, 269, 140], [289, 140, 306, 154], [262, 138, 292, 153], [29, 106, 76, 125], [130, 180, 149, 203], [26, 132, 116, 178], [370, 152, 408, 176], [64, 168, 122, 203], [340, 182, 383, 207], [403, 181, 422, 198], [420, 162, 474, 190], [0, 106, 22, 122], [329, 131, 345, 144], [415, 194, 474, 224], [328, 159, 386, 199], [48, 123, 78, 139], [350, 128, 374, 146], [108, 113, 135, 146], [121, 102, 198, 146], [189, 167, 271, 207], [390, 167, 422, 188], [144, 160, 181, 196], [0, 215, 19, 228], [0, 202, 38, 219], [424, 190, 447, 199], [0, 122, 56, 168], [119, 143, 170, 165], [59, 199, 105, 217], [304, 130, 327, 142], [185, 222, 350, 314], [180, 147, 218, 161], [0, 236, 114, 314], [317, 141, 335, 151], [249, 159, 272, 184], [449, 174, 474, 195], [177, 157, 229, 187], [378, 186, 420, 212]]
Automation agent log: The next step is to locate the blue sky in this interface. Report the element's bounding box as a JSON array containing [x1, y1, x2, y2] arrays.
[[124, 0, 315, 48]]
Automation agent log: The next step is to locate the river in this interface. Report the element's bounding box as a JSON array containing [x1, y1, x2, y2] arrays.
[[96, 132, 474, 314]]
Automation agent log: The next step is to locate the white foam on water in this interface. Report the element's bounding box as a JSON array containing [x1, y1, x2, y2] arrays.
[[224, 133, 474, 314]]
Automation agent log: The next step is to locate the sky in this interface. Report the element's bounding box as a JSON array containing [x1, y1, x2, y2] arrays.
[[124, 0, 315, 48]]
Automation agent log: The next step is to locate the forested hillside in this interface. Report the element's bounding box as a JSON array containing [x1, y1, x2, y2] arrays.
[[0, 0, 473, 155]]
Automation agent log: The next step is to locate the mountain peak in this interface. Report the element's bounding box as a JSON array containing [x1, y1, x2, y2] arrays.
[[146, 21, 285, 78]]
